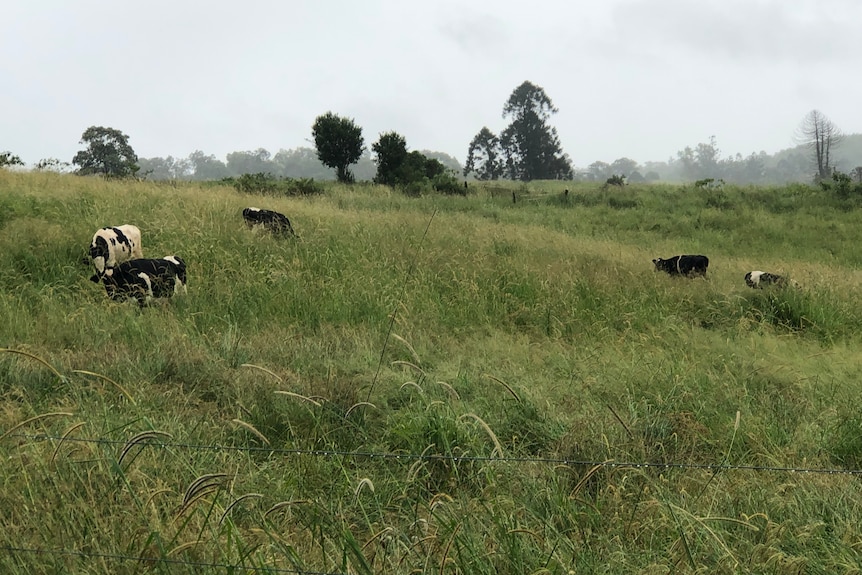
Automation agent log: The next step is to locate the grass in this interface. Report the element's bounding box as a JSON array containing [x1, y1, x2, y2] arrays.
[[2, 170, 862, 573]]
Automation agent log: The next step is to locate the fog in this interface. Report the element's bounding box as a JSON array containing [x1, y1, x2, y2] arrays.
[[2, 0, 860, 170]]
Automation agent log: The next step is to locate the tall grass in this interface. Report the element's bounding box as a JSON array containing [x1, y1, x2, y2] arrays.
[[2, 171, 862, 573]]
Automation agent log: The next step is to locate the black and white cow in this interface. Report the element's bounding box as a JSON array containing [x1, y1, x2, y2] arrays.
[[89, 225, 143, 282], [744, 271, 787, 289], [100, 256, 187, 306], [242, 207, 297, 237], [653, 254, 710, 278]]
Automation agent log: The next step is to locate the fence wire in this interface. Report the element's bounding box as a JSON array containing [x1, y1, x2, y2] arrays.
[[8, 432, 862, 476]]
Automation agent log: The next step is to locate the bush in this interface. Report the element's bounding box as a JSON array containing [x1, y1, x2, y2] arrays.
[[233, 173, 278, 194], [432, 172, 466, 195], [231, 173, 323, 196], [821, 171, 862, 199], [0, 151, 24, 168], [604, 174, 625, 187], [695, 177, 725, 190]]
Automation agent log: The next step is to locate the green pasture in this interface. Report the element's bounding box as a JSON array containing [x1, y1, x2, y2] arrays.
[[1, 170, 862, 573]]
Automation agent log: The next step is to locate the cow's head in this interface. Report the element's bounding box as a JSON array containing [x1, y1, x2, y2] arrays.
[[653, 257, 681, 275]]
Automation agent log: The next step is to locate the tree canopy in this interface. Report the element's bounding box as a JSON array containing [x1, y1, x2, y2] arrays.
[[463, 127, 503, 180], [372, 131, 409, 187], [465, 81, 572, 181], [500, 82, 572, 181], [72, 126, 139, 178], [312, 112, 365, 183], [371, 132, 461, 195]]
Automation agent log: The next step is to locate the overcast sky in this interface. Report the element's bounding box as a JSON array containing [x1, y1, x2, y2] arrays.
[[2, 0, 860, 169]]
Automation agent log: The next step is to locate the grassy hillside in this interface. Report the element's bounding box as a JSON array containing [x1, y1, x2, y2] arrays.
[[2, 171, 862, 573]]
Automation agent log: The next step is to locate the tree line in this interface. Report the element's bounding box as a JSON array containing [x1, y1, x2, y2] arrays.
[[2, 82, 857, 187]]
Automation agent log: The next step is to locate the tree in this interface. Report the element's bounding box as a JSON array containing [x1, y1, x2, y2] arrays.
[[419, 150, 463, 175], [676, 146, 697, 180], [498, 81, 572, 181], [72, 126, 139, 177], [794, 109, 844, 181], [609, 157, 640, 178], [272, 147, 335, 179], [370, 132, 460, 194], [586, 161, 611, 181], [628, 170, 646, 183], [464, 127, 503, 180], [226, 148, 274, 175], [187, 150, 232, 180], [695, 136, 721, 176], [372, 131, 409, 186], [0, 151, 24, 169], [675, 136, 722, 181], [137, 156, 192, 180], [312, 112, 365, 183]]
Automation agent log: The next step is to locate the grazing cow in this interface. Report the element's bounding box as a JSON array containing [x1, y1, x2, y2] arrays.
[[89, 225, 143, 282], [744, 271, 787, 289], [653, 254, 710, 278], [242, 207, 297, 237], [100, 256, 187, 306]]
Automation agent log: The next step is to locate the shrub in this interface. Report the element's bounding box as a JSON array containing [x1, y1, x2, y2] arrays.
[[231, 173, 323, 196], [695, 177, 725, 191], [0, 151, 24, 168], [821, 171, 862, 199], [233, 173, 278, 194], [432, 172, 466, 195], [604, 174, 626, 187]]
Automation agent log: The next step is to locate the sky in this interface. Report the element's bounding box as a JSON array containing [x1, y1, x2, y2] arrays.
[[2, 0, 861, 169]]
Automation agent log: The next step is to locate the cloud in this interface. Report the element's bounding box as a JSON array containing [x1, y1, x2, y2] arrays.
[[437, 10, 513, 59], [610, 0, 861, 65]]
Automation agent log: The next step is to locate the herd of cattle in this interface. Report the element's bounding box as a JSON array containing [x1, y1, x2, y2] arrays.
[[86, 207, 294, 306], [85, 209, 790, 307], [652, 254, 790, 288]]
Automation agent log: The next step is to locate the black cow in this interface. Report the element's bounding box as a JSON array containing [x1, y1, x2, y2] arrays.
[[100, 256, 187, 306], [744, 270, 787, 289], [653, 254, 709, 278], [242, 207, 297, 237]]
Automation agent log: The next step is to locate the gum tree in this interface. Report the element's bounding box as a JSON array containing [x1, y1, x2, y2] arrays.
[[795, 109, 844, 181]]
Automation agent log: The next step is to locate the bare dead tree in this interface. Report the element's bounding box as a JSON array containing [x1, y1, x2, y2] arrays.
[[794, 109, 844, 181]]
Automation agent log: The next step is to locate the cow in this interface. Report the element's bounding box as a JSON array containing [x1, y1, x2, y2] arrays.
[[88, 225, 143, 282], [242, 207, 297, 237], [653, 254, 709, 278], [744, 271, 787, 289], [99, 256, 187, 306]]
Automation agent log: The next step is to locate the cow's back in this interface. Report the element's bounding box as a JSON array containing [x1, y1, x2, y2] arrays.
[[678, 255, 709, 277]]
